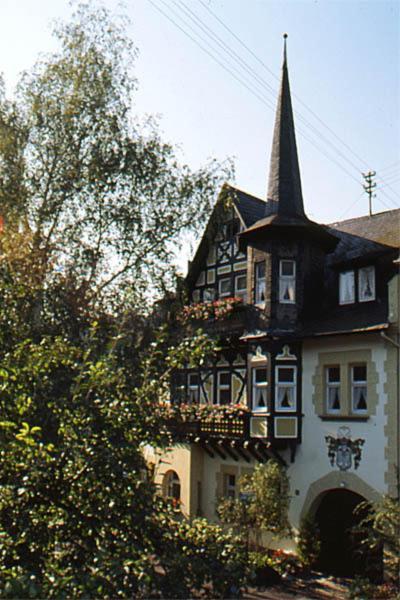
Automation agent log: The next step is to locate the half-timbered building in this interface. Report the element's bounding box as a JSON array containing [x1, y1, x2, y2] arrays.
[[147, 39, 400, 575]]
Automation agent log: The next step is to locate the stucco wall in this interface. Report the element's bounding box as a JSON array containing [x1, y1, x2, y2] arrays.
[[287, 332, 389, 528]]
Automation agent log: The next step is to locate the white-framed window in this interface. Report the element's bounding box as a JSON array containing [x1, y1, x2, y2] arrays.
[[203, 287, 216, 302], [235, 274, 247, 301], [255, 261, 266, 304], [252, 367, 268, 412], [192, 289, 201, 303], [275, 366, 297, 411], [219, 277, 231, 298], [326, 366, 341, 413], [217, 371, 231, 405], [279, 260, 296, 303], [223, 473, 236, 499], [339, 270, 355, 305], [188, 372, 200, 403], [359, 266, 375, 302], [351, 365, 367, 413]]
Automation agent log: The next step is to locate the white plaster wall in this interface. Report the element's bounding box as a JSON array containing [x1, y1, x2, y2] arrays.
[[288, 333, 388, 527]]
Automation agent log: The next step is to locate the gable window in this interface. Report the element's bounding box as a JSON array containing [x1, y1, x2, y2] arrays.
[[217, 371, 231, 405], [326, 366, 341, 413], [339, 270, 355, 304], [275, 366, 297, 411], [235, 274, 247, 301], [255, 261, 266, 304], [219, 277, 231, 298], [188, 373, 200, 403], [351, 365, 367, 413], [252, 367, 268, 412], [359, 266, 375, 302], [279, 260, 296, 303]]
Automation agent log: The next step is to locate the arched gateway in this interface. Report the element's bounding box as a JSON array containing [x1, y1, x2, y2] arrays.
[[313, 489, 382, 581]]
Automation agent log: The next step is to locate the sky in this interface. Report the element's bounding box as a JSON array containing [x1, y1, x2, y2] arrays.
[[1, 0, 399, 248]]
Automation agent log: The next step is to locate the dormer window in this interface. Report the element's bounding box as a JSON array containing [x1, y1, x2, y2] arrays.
[[339, 270, 355, 305], [359, 266, 375, 302], [255, 261, 266, 304], [279, 260, 296, 303]]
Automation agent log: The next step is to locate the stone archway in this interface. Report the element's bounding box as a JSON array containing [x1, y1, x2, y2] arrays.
[[300, 473, 383, 581]]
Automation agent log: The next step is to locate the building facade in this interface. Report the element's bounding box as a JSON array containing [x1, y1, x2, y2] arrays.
[[148, 40, 400, 574]]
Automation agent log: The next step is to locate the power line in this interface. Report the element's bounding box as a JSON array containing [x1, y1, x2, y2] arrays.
[[148, 0, 399, 211], [150, 0, 366, 188], [196, 0, 400, 207]]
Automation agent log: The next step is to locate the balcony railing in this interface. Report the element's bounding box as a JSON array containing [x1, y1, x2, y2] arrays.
[[168, 412, 250, 441]]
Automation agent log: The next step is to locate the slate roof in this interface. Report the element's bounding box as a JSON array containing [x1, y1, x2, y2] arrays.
[[228, 186, 268, 227], [266, 37, 305, 219], [327, 209, 400, 265]]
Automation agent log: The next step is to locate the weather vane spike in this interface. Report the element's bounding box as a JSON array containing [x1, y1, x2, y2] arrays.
[[283, 33, 288, 63]]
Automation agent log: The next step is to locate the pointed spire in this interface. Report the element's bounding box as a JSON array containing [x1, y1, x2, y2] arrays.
[[267, 35, 306, 218]]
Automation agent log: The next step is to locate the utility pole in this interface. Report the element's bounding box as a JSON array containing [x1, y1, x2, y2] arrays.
[[362, 171, 376, 216]]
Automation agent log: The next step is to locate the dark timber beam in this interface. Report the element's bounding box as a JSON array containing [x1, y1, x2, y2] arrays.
[[220, 441, 239, 462], [231, 441, 251, 463], [209, 441, 227, 460], [199, 442, 215, 458], [246, 442, 266, 463]]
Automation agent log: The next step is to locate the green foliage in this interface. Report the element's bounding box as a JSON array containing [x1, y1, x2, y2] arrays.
[[0, 3, 244, 598], [297, 515, 321, 569], [0, 2, 230, 312], [355, 496, 400, 585], [217, 461, 291, 542]]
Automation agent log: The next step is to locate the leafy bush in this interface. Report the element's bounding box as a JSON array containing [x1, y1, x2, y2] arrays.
[[297, 515, 321, 569]]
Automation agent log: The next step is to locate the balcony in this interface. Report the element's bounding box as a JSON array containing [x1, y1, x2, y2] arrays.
[[163, 404, 297, 464]]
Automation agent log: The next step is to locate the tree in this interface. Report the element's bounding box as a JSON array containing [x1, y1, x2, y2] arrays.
[[0, 4, 247, 598], [0, 3, 230, 314], [217, 461, 292, 549]]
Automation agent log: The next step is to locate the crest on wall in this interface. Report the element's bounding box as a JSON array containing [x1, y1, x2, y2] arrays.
[[325, 426, 365, 471]]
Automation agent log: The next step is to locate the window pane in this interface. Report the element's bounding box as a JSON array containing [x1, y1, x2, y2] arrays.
[[255, 368, 268, 383], [353, 385, 367, 411], [279, 279, 295, 302], [359, 266, 375, 302], [255, 261, 266, 279], [277, 387, 294, 409], [339, 271, 355, 304], [189, 373, 199, 386], [219, 372, 230, 386], [278, 367, 295, 383], [353, 365, 367, 382], [235, 275, 246, 291], [281, 260, 295, 276], [328, 367, 340, 383], [219, 389, 230, 405], [255, 281, 266, 303], [327, 387, 341, 411], [203, 288, 215, 301], [254, 387, 267, 409], [219, 278, 231, 296]]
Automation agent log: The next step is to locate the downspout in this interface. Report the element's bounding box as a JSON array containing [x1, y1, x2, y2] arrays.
[[380, 330, 400, 499]]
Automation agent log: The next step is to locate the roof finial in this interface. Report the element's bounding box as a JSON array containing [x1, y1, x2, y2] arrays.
[[283, 33, 288, 65]]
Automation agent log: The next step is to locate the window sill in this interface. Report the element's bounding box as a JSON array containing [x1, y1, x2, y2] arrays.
[[319, 414, 369, 422]]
